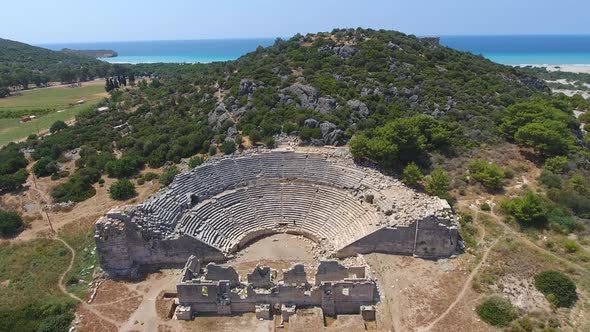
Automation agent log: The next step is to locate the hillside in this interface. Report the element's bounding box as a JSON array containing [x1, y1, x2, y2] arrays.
[[0, 38, 111, 89], [1, 28, 590, 331]]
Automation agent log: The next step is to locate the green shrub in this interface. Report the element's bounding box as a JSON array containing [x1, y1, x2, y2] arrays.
[[137, 178, 145, 185], [50, 168, 99, 203], [208, 144, 217, 156], [562, 240, 580, 253], [299, 127, 321, 141], [0, 209, 24, 236], [265, 137, 277, 149], [220, 140, 237, 155], [538, 170, 562, 189], [33, 157, 59, 177], [476, 296, 517, 327], [109, 179, 136, 200], [502, 191, 547, 225], [159, 166, 179, 187], [188, 156, 205, 168], [544, 156, 569, 174], [467, 159, 505, 191], [425, 169, 450, 199], [49, 120, 68, 133], [105, 156, 141, 178], [534, 270, 578, 308], [547, 208, 577, 234], [402, 162, 423, 187], [480, 202, 491, 211], [142, 172, 159, 181]]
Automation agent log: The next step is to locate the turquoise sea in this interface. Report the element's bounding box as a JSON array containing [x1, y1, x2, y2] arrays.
[[41, 35, 590, 65]]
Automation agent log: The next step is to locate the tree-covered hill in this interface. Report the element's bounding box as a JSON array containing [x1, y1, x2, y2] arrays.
[[1, 29, 588, 207], [0, 38, 111, 89]]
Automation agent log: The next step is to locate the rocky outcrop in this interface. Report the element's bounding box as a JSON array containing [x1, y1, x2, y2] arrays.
[[346, 100, 370, 118], [320, 122, 345, 146], [333, 45, 357, 59], [282, 84, 318, 109], [208, 103, 231, 129], [239, 79, 257, 96], [304, 118, 319, 129], [518, 76, 549, 92], [316, 97, 337, 114], [281, 84, 338, 113]]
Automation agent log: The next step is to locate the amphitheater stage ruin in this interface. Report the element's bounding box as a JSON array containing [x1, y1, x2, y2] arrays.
[[175, 256, 378, 321], [95, 148, 459, 320]]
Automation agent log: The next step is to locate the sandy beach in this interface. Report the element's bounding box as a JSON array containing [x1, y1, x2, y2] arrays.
[[518, 64, 590, 74]]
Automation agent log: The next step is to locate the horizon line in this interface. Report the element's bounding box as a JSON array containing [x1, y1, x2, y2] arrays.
[[30, 33, 590, 46]]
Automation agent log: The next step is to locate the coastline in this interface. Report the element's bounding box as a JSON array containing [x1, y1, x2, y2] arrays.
[[516, 64, 590, 74]]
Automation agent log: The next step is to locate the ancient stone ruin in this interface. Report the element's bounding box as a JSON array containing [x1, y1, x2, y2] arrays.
[[95, 149, 459, 278], [175, 256, 377, 321]]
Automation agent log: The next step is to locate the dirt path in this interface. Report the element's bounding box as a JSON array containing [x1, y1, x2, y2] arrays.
[[52, 235, 122, 328], [416, 222, 498, 332]]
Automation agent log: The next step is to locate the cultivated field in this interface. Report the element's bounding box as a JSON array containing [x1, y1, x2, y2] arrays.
[[0, 80, 107, 146]]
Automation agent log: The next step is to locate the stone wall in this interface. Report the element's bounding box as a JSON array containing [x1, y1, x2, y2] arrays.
[[175, 257, 378, 320]]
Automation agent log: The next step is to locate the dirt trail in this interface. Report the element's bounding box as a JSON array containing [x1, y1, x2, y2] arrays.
[[416, 219, 499, 332], [52, 235, 122, 327]]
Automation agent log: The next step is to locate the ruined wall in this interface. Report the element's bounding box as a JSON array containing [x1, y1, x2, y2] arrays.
[[336, 217, 458, 259], [96, 212, 226, 277]]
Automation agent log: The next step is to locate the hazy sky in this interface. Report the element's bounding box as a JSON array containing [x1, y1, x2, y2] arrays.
[[3, 0, 590, 43]]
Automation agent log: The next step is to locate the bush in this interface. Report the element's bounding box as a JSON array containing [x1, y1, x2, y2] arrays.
[[50, 168, 99, 203], [547, 208, 577, 234], [502, 191, 547, 225], [480, 202, 491, 211], [534, 270, 578, 308], [220, 140, 237, 155], [265, 137, 277, 149], [562, 239, 580, 253], [467, 159, 505, 191], [0, 209, 24, 236], [402, 162, 423, 187], [33, 157, 59, 177], [105, 156, 141, 178], [109, 179, 136, 200], [137, 178, 145, 185], [142, 172, 159, 181], [188, 156, 205, 168], [208, 144, 217, 156], [476, 296, 517, 327], [425, 169, 450, 199], [49, 120, 68, 133], [299, 127, 321, 141], [159, 166, 179, 187], [544, 156, 569, 174], [538, 170, 562, 189]]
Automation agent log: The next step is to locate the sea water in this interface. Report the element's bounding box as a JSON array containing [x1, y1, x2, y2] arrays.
[[41, 35, 590, 65]]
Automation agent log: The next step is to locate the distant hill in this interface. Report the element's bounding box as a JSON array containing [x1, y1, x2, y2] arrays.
[[0, 38, 111, 89], [61, 48, 118, 58]]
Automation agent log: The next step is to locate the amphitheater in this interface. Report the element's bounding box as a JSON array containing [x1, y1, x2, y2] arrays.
[[95, 148, 459, 320]]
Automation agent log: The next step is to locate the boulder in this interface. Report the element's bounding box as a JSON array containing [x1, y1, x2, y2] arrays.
[[304, 118, 319, 129], [409, 95, 419, 103], [208, 104, 231, 128], [239, 79, 257, 96], [324, 129, 345, 146], [333, 45, 357, 59], [316, 97, 337, 114], [320, 122, 338, 137], [347, 100, 370, 118], [227, 126, 238, 137], [283, 84, 318, 109]]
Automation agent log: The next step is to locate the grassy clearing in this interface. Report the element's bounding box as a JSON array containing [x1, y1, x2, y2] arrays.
[[0, 239, 76, 331], [0, 83, 105, 114], [0, 103, 95, 146], [0, 82, 107, 146]]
